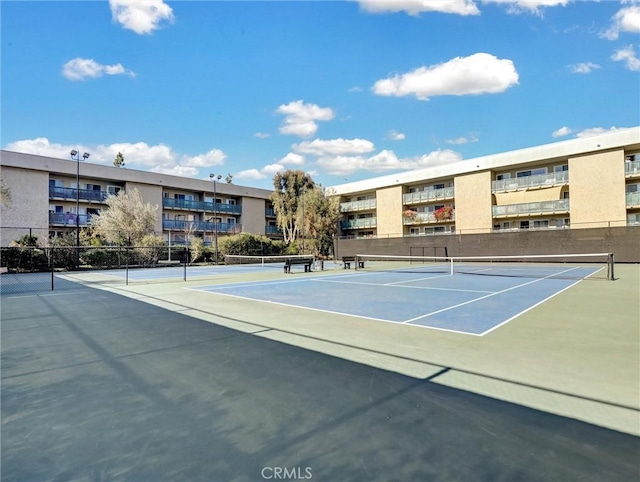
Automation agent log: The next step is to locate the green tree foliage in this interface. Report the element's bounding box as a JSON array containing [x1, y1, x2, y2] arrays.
[[270, 170, 315, 245], [113, 152, 125, 168], [91, 188, 158, 245], [218, 233, 284, 256], [300, 188, 340, 257]]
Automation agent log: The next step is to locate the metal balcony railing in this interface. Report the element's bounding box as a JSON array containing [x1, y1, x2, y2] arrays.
[[625, 160, 640, 176], [162, 198, 242, 214], [626, 191, 640, 207], [491, 171, 569, 192], [162, 220, 241, 233], [49, 212, 91, 226], [49, 187, 110, 203], [340, 199, 376, 212], [492, 199, 570, 217], [265, 225, 282, 235], [403, 212, 455, 225], [403, 187, 454, 204], [340, 217, 377, 230]]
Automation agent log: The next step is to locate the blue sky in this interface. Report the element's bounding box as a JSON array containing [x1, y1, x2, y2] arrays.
[[2, 0, 639, 190]]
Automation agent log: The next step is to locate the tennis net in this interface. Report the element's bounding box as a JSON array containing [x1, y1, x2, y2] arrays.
[[354, 253, 615, 280]]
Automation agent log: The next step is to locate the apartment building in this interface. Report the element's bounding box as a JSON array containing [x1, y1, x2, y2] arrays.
[[330, 127, 640, 239], [0, 150, 279, 246]]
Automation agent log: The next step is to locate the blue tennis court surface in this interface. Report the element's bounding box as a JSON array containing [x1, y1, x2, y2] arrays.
[[188, 265, 604, 336]]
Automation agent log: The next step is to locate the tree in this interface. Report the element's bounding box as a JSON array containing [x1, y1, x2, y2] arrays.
[[113, 152, 125, 168], [270, 170, 315, 245], [0, 179, 11, 207], [300, 187, 339, 257], [91, 188, 158, 245]]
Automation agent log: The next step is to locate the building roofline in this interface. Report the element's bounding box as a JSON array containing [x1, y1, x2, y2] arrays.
[[328, 127, 640, 195]]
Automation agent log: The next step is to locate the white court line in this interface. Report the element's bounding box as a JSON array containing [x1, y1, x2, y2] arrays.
[[401, 266, 582, 324], [312, 278, 494, 294], [188, 287, 483, 336]]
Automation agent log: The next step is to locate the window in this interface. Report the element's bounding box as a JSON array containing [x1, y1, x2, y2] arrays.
[[432, 183, 445, 190], [533, 220, 549, 229], [226, 218, 235, 224], [625, 154, 636, 162], [517, 168, 547, 177], [85, 184, 101, 191], [554, 165, 568, 172], [519, 220, 530, 229], [49, 179, 63, 187], [109, 186, 122, 196], [409, 227, 421, 235], [496, 173, 511, 180], [626, 184, 639, 193], [227, 199, 236, 205]]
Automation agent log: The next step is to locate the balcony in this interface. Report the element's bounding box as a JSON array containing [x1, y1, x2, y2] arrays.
[[403, 212, 455, 225], [493, 199, 570, 218], [403, 187, 454, 205], [265, 225, 282, 235], [340, 217, 377, 230], [162, 220, 241, 233], [340, 199, 376, 212], [162, 198, 242, 214], [49, 212, 91, 226], [266, 208, 276, 217], [492, 171, 569, 192], [626, 191, 640, 208], [49, 186, 109, 203], [625, 160, 640, 177]]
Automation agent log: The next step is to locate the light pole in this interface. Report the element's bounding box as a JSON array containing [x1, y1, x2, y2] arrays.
[[209, 173, 222, 264], [70, 150, 90, 268]]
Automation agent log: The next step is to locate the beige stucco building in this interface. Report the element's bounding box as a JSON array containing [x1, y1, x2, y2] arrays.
[[330, 127, 640, 239], [0, 150, 279, 246]]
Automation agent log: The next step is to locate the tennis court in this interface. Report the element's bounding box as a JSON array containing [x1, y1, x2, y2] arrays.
[[188, 254, 612, 336]]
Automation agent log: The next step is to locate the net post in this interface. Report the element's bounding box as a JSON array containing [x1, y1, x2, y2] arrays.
[[608, 253, 615, 280], [449, 257, 454, 276], [355, 254, 360, 270]]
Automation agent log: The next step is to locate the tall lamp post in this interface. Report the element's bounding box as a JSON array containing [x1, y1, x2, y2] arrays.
[[209, 173, 222, 264], [70, 150, 90, 268]]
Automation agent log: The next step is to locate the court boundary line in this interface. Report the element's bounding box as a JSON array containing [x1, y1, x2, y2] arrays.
[[401, 266, 582, 325], [312, 278, 494, 294], [186, 286, 485, 336]]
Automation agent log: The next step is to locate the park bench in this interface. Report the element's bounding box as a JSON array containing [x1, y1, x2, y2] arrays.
[[342, 256, 364, 269], [284, 257, 314, 273]]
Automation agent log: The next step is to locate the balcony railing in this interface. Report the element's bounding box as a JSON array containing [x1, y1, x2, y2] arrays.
[[265, 208, 276, 217], [49, 212, 91, 226], [340, 217, 377, 230], [493, 199, 570, 217], [625, 160, 640, 176], [403, 212, 455, 225], [49, 187, 110, 203], [340, 199, 376, 212], [162, 198, 242, 214], [162, 220, 241, 233], [626, 191, 640, 207], [403, 187, 454, 205], [492, 171, 569, 192], [265, 225, 282, 235]]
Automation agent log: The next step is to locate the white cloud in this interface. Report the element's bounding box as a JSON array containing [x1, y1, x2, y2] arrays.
[[181, 149, 227, 168], [373, 53, 519, 100], [276, 100, 334, 137], [278, 153, 305, 165], [611, 45, 640, 71], [235, 164, 286, 181], [109, 0, 174, 35], [386, 130, 406, 140], [254, 132, 271, 139], [552, 126, 572, 138], [62, 58, 135, 81], [567, 62, 601, 74], [601, 1, 640, 40], [483, 0, 569, 16], [348, 86, 363, 93], [445, 135, 479, 145], [575, 126, 630, 138], [4, 138, 228, 178], [315, 148, 462, 176], [293, 138, 375, 156], [357, 0, 480, 16]]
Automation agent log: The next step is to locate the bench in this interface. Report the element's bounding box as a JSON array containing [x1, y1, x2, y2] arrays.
[[284, 257, 314, 273], [342, 256, 364, 269]]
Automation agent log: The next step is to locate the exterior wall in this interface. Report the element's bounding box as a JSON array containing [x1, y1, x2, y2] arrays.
[[0, 166, 50, 245], [241, 197, 267, 235], [376, 185, 403, 236], [125, 182, 164, 233], [453, 171, 493, 234], [569, 149, 627, 228]]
